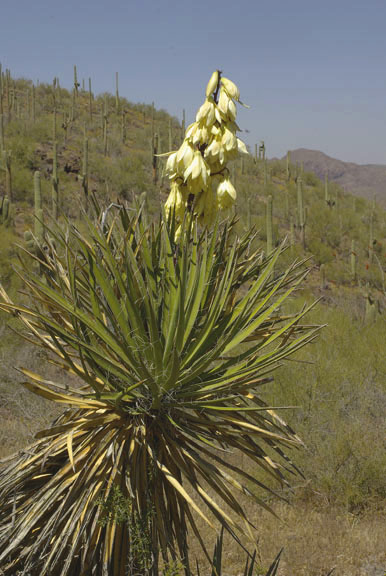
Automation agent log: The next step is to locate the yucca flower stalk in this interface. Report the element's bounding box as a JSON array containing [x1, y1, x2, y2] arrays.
[[164, 71, 249, 234]]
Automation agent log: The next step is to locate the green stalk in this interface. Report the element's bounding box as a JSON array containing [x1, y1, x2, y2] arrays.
[[266, 195, 273, 254], [297, 176, 306, 249], [286, 150, 291, 181], [34, 170, 43, 242], [88, 78, 93, 121], [351, 239, 357, 284], [115, 72, 119, 113], [2, 150, 12, 201]]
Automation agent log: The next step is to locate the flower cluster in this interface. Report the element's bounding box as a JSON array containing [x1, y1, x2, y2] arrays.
[[164, 71, 248, 232]]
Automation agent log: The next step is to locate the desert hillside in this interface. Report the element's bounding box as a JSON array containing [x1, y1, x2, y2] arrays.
[[286, 148, 386, 205]]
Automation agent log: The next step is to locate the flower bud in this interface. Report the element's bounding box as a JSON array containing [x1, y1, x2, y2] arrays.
[[221, 77, 240, 101], [205, 70, 219, 98]]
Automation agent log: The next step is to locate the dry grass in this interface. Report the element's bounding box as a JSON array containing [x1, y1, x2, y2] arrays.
[[189, 501, 386, 576]]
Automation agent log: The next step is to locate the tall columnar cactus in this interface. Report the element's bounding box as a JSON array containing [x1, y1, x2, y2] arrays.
[[266, 194, 273, 254], [289, 218, 295, 248], [263, 158, 268, 188], [0, 113, 4, 152], [82, 135, 89, 210], [168, 118, 173, 151], [2, 150, 12, 201], [121, 110, 126, 143], [369, 200, 375, 264], [73, 65, 79, 94], [284, 187, 289, 221], [351, 239, 357, 283], [297, 175, 306, 248], [115, 72, 119, 113], [5, 69, 10, 120], [254, 143, 258, 162], [32, 84, 36, 123], [88, 78, 93, 121], [52, 139, 59, 220], [0, 195, 10, 226], [103, 97, 108, 156], [286, 150, 291, 181], [259, 140, 265, 161], [71, 88, 76, 122], [324, 173, 334, 207], [181, 108, 185, 142], [62, 112, 70, 146], [34, 170, 44, 243], [152, 132, 159, 184]]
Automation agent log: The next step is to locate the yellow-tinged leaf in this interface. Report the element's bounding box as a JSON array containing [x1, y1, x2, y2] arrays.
[[67, 429, 75, 472]]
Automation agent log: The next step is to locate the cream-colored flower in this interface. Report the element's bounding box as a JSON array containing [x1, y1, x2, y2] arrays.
[[196, 98, 215, 126], [184, 151, 209, 186], [217, 178, 237, 210], [177, 141, 194, 171], [221, 77, 240, 101], [165, 181, 186, 220], [237, 138, 249, 155], [165, 152, 178, 176], [206, 70, 219, 98], [221, 126, 237, 152]]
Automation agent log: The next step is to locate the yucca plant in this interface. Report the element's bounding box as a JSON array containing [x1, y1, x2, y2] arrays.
[[0, 70, 320, 575], [0, 205, 318, 575]]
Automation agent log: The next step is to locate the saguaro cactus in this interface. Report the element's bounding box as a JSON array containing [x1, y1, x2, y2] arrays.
[[0, 195, 10, 225], [81, 134, 89, 210], [121, 110, 126, 143], [181, 108, 185, 143], [286, 150, 291, 181], [34, 170, 44, 243], [168, 118, 173, 151], [351, 239, 357, 283], [324, 173, 334, 207], [73, 65, 79, 94], [31, 84, 36, 123], [152, 132, 159, 184], [368, 201, 375, 264], [297, 175, 306, 248], [0, 113, 4, 152], [103, 97, 108, 156], [52, 139, 59, 219], [266, 194, 273, 254], [88, 78, 93, 121], [259, 140, 265, 161], [2, 150, 12, 201], [115, 72, 119, 113]]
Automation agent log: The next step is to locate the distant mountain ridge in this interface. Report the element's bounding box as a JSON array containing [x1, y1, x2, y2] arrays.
[[283, 149, 386, 206]]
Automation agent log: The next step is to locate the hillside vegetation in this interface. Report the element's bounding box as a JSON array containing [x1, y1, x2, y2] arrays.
[[0, 68, 385, 574]]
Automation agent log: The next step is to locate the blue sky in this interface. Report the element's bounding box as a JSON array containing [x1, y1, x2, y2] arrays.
[[1, 0, 386, 164]]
